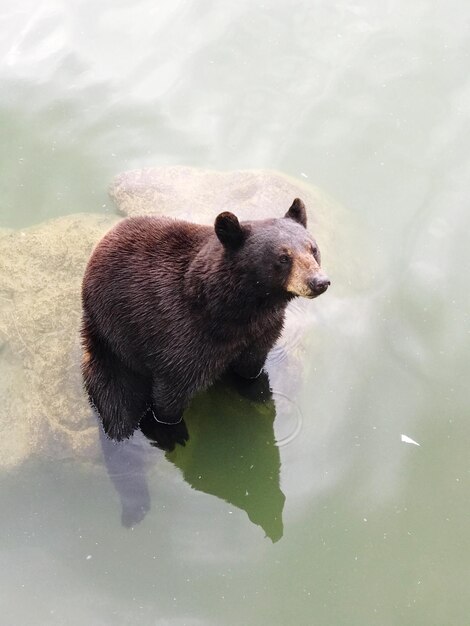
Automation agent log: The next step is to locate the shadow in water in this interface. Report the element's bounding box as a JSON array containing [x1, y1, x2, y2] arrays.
[[167, 373, 285, 542], [99, 372, 285, 542]]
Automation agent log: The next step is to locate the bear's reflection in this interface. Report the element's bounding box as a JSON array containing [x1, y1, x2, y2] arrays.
[[99, 427, 152, 528], [100, 373, 285, 542]]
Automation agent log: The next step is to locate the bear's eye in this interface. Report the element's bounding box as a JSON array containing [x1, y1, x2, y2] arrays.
[[311, 245, 318, 257], [278, 254, 290, 264]]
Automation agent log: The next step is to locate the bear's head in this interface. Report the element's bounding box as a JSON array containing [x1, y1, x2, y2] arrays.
[[214, 198, 330, 300]]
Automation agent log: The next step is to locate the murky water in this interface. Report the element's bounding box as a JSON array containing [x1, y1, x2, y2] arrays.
[[1, 1, 470, 624]]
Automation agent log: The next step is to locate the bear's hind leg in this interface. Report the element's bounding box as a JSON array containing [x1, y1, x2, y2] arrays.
[[82, 331, 151, 441]]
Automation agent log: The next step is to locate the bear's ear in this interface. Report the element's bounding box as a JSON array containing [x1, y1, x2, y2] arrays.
[[285, 198, 307, 228], [214, 212, 246, 248]]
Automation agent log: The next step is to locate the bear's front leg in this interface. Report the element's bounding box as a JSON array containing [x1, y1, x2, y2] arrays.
[[139, 377, 190, 451], [230, 347, 269, 380], [139, 408, 189, 452], [151, 377, 187, 424]]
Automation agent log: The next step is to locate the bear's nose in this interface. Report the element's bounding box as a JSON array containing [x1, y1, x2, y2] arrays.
[[309, 275, 331, 296]]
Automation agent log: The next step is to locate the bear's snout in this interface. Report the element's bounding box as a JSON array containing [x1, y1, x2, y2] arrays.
[[286, 254, 330, 299], [308, 274, 330, 297]]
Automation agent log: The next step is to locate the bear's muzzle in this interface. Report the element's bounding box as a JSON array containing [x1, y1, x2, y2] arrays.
[[307, 274, 330, 298]]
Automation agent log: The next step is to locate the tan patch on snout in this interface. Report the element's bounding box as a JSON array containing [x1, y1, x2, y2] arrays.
[[286, 252, 320, 298]]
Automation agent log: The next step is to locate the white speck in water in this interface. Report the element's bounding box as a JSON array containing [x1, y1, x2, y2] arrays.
[[300, 172, 308, 178], [363, 518, 367, 522], [401, 434, 420, 446], [86, 555, 92, 560]]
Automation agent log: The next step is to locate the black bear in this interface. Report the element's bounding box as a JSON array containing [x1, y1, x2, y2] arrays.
[[81, 198, 330, 450]]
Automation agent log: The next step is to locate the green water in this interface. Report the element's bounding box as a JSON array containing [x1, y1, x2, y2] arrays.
[[1, 1, 470, 624]]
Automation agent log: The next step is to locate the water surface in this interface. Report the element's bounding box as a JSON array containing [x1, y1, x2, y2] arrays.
[[1, 1, 470, 624]]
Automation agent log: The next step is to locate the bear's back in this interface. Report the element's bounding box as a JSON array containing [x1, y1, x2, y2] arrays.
[[90, 216, 209, 265], [82, 217, 212, 358], [84, 216, 210, 292]]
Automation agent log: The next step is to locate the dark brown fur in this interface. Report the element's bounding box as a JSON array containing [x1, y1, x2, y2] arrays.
[[81, 199, 329, 450]]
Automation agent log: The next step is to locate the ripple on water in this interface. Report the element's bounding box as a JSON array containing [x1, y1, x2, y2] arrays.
[[272, 390, 303, 447]]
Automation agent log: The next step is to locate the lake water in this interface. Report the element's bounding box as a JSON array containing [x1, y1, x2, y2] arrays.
[[1, 1, 470, 624]]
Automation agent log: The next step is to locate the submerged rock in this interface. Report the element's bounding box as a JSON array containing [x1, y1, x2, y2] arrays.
[[109, 165, 357, 288], [0, 214, 119, 468], [0, 167, 352, 479]]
